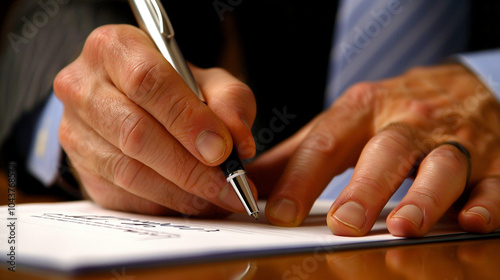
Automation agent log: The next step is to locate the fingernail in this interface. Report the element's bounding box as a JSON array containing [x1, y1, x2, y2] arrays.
[[196, 130, 226, 163], [465, 206, 491, 223], [392, 204, 423, 228], [218, 183, 245, 212], [268, 199, 298, 225], [332, 201, 366, 232]]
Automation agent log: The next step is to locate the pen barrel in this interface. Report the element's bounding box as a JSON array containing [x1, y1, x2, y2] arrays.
[[161, 37, 204, 100], [129, 0, 204, 101]]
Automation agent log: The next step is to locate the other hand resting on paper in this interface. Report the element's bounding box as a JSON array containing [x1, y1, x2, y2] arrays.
[[54, 25, 257, 217], [247, 64, 500, 237]]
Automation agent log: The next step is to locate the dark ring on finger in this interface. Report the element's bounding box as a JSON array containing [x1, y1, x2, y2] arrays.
[[434, 141, 471, 185]]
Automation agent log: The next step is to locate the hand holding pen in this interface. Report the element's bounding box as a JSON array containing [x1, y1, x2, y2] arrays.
[[129, 0, 259, 218], [54, 3, 258, 217]]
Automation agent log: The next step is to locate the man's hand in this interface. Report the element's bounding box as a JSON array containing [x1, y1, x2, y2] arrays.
[[248, 64, 500, 237], [54, 24, 257, 217]]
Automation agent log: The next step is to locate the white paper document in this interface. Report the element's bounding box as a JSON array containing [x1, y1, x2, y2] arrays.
[[0, 200, 491, 273]]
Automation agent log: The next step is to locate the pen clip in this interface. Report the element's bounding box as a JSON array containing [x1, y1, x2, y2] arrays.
[[130, 0, 175, 39], [147, 0, 174, 38]]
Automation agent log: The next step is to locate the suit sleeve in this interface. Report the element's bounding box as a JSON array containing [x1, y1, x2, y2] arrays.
[[0, 0, 135, 197]]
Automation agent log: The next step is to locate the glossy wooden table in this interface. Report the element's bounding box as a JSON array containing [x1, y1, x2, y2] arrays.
[[2, 172, 500, 280]]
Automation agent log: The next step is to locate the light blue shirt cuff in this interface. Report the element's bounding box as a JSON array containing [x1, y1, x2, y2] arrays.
[[27, 92, 64, 186], [455, 49, 500, 101]]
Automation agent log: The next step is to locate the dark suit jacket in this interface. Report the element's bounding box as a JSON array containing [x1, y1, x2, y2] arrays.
[[1, 0, 499, 192]]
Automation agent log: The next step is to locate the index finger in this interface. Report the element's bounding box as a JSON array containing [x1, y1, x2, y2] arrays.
[[88, 24, 234, 165], [265, 83, 377, 226]]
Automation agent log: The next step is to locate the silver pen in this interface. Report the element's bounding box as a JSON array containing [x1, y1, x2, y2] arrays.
[[129, 0, 259, 219]]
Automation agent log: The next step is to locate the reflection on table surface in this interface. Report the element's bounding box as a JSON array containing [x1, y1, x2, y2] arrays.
[[2, 237, 499, 280]]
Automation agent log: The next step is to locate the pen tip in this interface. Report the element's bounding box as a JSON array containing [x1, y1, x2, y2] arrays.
[[251, 212, 259, 220]]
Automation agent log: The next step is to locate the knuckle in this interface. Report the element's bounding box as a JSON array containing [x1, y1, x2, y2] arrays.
[[180, 161, 211, 193], [96, 152, 115, 181], [376, 123, 420, 150], [118, 111, 152, 158], [58, 116, 74, 151], [412, 187, 442, 209], [58, 119, 92, 169], [340, 82, 381, 115], [205, 66, 227, 75], [83, 25, 117, 62], [371, 125, 413, 156], [202, 67, 230, 81], [298, 131, 337, 155], [285, 168, 314, 189], [84, 25, 165, 102], [348, 82, 377, 93], [405, 66, 428, 76], [345, 82, 379, 103], [204, 67, 255, 105], [352, 175, 392, 198], [202, 66, 224, 77], [181, 163, 224, 202], [112, 155, 144, 191], [53, 67, 72, 98], [478, 177, 500, 189], [163, 94, 196, 130], [428, 145, 468, 173], [169, 150, 197, 185], [185, 161, 227, 202], [222, 82, 254, 103], [222, 82, 256, 118], [54, 64, 84, 104], [98, 151, 128, 187], [407, 99, 435, 118], [125, 59, 166, 104]]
